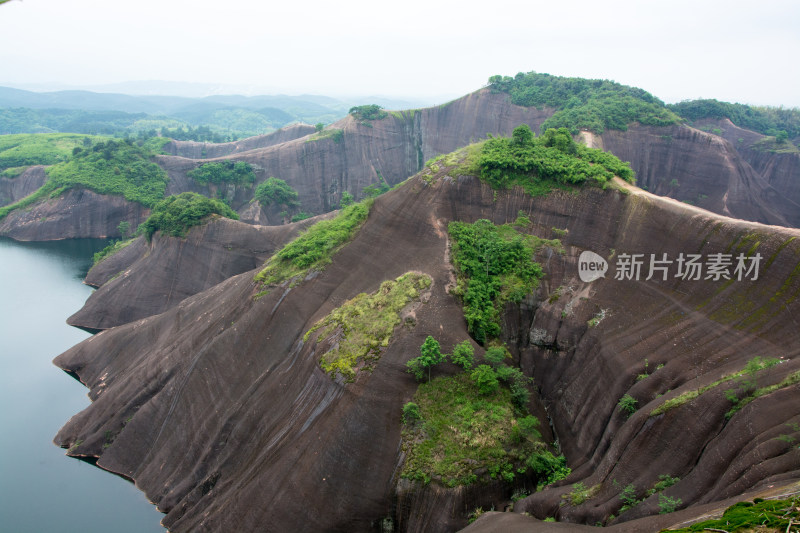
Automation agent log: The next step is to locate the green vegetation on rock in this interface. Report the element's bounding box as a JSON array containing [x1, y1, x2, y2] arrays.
[[45, 138, 169, 206], [254, 199, 372, 290], [187, 160, 255, 186], [307, 128, 343, 143], [401, 336, 569, 488], [254, 177, 300, 209], [304, 272, 431, 381], [401, 371, 555, 486], [92, 238, 135, 265], [140, 192, 239, 239], [665, 496, 799, 532], [477, 125, 634, 196], [0, 133, 105, 171], [669, 98, 800, 139], [448, 217, 558, 344], [489, 72, 679, 134], [349, 104, 388, 121]]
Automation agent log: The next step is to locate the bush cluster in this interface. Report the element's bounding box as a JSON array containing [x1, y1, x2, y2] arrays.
[[488, 72, 679, 134], [140, 192, 239, 239], [187, 160, 255, 186]]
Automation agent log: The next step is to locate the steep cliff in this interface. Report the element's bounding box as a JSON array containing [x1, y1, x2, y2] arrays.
[[53, 161, 800, 532], [68, 213, 332, 330], [0, 165, 48, 207]]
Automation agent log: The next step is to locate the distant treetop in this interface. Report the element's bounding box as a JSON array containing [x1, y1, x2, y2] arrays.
[[668, 98, 800, 139], [488, 71, 680, 135], [349, 105, 388, 121]]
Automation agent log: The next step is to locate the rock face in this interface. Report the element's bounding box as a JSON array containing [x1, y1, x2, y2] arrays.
[[0, 187, 149, 241], [597, 124, 794, 227], [155, 90, 556, 219], [0, 165, 48, 207], [162, 124, 317, 159], [68, 213, 333, 330], [691, 117, 800, 221], [53, 168, 800, 532], [2, 90, 797, 241]]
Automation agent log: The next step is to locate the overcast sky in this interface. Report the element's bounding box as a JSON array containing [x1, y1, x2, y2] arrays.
[[1, 0, 798, 106]]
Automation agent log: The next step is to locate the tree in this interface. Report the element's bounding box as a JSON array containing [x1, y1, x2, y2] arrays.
[[511, 124, 534, 146], [254, 177, 300, 209], [315, 122, 325, 132], [406, 336, 444, 381], [339, 191, 354, 208], [484, 346, 506, 367], [117, 220, 130, 239], [470, 364, 499, 394], [451, 340, 474, 370]]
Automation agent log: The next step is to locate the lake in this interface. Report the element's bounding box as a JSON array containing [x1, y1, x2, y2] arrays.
[[0, 237, 165, 533]]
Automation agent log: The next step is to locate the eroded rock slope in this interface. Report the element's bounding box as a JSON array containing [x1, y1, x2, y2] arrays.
[[53, 164, 800, 532]]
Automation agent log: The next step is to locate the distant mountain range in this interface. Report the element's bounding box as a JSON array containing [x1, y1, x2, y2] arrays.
[[0, 85, 440, 137]]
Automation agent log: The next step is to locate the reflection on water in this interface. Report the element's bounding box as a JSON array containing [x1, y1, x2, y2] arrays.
[[0, 237, 165, 533]]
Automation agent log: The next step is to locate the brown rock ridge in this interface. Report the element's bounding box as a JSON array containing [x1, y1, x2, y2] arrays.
[[53, 165, 800, 532], [67, 213, 333, 331], [162, 123, 317, 159], [692, 117, 800, 217], [2, 89, 796, 241], [597, 124, 795, 226]]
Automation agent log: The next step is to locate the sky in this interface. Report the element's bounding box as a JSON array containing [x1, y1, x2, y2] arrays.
[[0, 0, 798, 106]]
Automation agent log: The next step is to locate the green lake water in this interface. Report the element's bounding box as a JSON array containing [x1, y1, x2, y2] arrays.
[[0, 237, 165, 532]]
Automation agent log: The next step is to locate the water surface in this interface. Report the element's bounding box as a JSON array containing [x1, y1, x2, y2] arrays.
[[0, 237, 165, 533]]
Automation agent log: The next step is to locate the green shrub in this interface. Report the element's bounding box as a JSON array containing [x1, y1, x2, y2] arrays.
[[470, 364, 500, 395], [658, 493, 681, 514], [140, 192, 238, 239], [526, 451, 570, 487], [254, 177, 299, 208], [188, 160, 255, 186], [484, 346, 507, 367], [290, 211, 312, 222], [617, 394, 638, 417], [402, 402, 421, 425], [339, 191, 354, 208], [451, 340, 475, 370]]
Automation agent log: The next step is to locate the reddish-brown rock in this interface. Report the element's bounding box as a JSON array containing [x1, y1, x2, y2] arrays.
[[53, 168, 800, 532]]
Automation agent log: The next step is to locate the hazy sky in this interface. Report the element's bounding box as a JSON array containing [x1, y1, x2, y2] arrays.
[[1, 0, 798, 106]]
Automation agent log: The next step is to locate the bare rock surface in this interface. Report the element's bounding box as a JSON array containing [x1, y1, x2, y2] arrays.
[[0, 165, 48, 207], [0, 187, 148, 241], [69, 213, 332, 330], [53, 169, 800, 532]]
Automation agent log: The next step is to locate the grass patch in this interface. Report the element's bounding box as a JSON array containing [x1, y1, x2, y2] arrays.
[[254, 199, 372, 291], [304, 272, 431, 381], [401, 372, 555, 487], [306, 128, 343, 143], [726, 369, 800, 419], [564, 482, 601, 506], [666, 496, 799, 532], [0, 133, 106, 171]]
